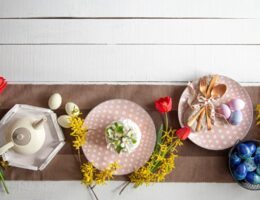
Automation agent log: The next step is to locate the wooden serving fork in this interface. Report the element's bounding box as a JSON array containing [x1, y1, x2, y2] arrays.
[[206, 75, 219, 98], [204, 75, 219, 130], [199, 78, 207, 97], [196, 78, 208, 131]]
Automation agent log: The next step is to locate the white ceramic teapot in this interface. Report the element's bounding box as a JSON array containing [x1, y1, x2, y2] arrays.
[[0, 117, 47, 155]]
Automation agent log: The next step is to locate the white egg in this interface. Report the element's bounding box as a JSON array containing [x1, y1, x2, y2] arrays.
[[65, 102, 80, 116], [57, 115, 71, 128], [48, 93, 62, 110]]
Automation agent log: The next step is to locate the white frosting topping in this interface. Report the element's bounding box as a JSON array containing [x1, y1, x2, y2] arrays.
[[105, 119, 141, 154]]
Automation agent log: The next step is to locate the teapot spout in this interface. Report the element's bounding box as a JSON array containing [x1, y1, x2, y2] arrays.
[[33, 117, 47, 130], [0, 142, 14, 155]]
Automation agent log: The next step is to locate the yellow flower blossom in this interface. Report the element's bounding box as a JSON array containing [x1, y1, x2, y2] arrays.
[[69, 113, 87, 150], [95, 162, 120, 185], [161, 130, 173, 145], [68, 107, 119, 187], [0, 160, 8, 169], [129, 167, 154, 187], [256, 104, 260, 125], [159, 144, 168, 153], [81, 162, 96, 186], [129, 128, 183, 187], [81, 161, 120, 186]]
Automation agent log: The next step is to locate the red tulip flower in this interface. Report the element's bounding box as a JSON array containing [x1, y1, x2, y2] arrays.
[[0, 77, 7, 94], [155, 96, 172, 113], [176, 126, 191, 140]]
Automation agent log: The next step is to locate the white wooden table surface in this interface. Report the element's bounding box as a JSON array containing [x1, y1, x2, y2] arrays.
[[0, 1, 260, 199]]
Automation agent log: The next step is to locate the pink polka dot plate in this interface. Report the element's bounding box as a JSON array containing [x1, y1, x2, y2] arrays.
[[82, 99, 156, 175], [178, 75, 253, 150]]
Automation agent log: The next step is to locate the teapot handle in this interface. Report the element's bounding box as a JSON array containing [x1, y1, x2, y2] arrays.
[[0, 142, 14, 155]]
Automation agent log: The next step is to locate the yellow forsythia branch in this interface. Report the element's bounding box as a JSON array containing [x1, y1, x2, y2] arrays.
[[256, 104, 260, 125]]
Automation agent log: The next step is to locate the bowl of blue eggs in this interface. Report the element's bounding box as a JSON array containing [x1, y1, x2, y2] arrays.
[[229, 140, 260, 190]]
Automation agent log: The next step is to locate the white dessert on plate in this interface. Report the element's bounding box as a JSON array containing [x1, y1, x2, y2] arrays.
[[105, 119, 141, 154]]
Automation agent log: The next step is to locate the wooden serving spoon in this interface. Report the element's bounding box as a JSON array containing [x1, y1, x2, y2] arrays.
[[210, 84, 227, 99], [205, 105, 212, 130], [196, 108, 206, 131], [187, 107, 206, 127]]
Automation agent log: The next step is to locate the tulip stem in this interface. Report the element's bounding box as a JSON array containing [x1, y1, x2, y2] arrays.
[[0, 170, 9, 194], [164, 113, 168, 132]]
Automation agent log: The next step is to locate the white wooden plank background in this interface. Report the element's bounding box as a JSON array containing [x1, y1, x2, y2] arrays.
[[0, 1, 260, 200], [0, 0, 260, 18], [1, 45, 260, 83], [2, 181, 259, 200], [0, 2, 260, 83], [1, 19, 260, 44], [1, 19, 260, 83]]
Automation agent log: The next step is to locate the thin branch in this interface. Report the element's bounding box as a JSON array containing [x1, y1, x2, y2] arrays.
[[90, 184, 96, 190], [119, 181, 130, 195], [88, 186, 99, 200], [77, 149, 82, 165]]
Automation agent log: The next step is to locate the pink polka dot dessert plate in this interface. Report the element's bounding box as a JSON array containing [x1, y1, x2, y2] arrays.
[[178, 75, 253, 150], [82, 99, 156, 175]]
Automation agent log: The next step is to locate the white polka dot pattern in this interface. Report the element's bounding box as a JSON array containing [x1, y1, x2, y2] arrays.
[[178, 75, 253, 150], [82, 99, 156, 175]]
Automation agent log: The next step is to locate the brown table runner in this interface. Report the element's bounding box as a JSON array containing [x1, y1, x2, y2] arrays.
[[1, 84, 259, 182]]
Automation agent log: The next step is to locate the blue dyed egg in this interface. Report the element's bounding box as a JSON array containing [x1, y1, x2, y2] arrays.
[[254, 154, 260, 168], [237, 143, 252, 159], [244, 157, 257, 172], [228, 111, 243, 125], [233, 163, 247, 181], [256, 147, 260, 155], [245, 172, 260, 185], [230, 152, 241, 168], [244, 142, 257, 155], [217, 104, 231, 119], [228, 98, 245, 111], [257, 167, 260, 176]]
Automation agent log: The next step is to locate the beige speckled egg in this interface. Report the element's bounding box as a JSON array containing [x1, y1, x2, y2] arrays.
[[65, 102, 80, 116], [48, 93, 62, 110], [57, 115, 71, 128]]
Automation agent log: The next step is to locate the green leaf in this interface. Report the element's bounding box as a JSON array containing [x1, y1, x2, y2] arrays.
[[116, 145, 123, 153], [116, 126, 124, 133], [132, 138, 137, 144], [154, 124, 163, 151]]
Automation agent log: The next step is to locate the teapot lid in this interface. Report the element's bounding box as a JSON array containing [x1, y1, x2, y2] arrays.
[[12, 128, 31, 146]]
